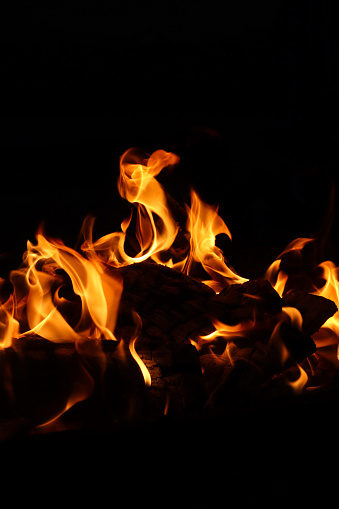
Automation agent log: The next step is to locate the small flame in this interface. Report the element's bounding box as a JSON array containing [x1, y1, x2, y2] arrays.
[[198, 318, 252, 346], [282, 306, 303, 331], [0, 295, 19, 349], [287, 364, 308, 394], [311, 261, 339, 356], [269, 306, 308, 393], [265, 238, 314, 297], [129, 312, 151, 387], [265, 259, 288, 297], [36, 355, 95, 429]]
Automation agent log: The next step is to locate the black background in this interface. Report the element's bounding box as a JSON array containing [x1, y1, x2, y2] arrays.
[[1, 0, 339, 278]]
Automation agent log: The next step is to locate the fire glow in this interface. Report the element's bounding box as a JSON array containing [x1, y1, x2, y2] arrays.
[[0, 147, 338, 432]]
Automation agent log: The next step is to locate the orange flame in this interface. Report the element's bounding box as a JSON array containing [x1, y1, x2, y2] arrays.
[[0, 294, 19, 349], [1, 145, 338, 426], [128, 312, 151, 387], [311, 261, 339, 356], [265, 237, 339, 360], [184, 190, 248, 291], [82, 149, 245, 291], [8, 233, 123, 342], [269, 306, 308, 393], [82, 148, 180, 267], [265, 238, 314, 297], [0, 232, 123, 426]]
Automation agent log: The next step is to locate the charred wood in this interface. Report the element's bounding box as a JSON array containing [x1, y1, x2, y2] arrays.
[[283, 289, 338, 335], [0, 262, 338, 432]]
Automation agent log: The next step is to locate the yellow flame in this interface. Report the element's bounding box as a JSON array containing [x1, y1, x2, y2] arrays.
[[129, 312, 151, 387], [282, 306, 303, 331], [8, 234, 123, 342], [287, 364, 308, 394], [82, 149, 180, 267], [185, 190, 247, 290], [0, 295, 20, 349], [82, 149, 246, 292]]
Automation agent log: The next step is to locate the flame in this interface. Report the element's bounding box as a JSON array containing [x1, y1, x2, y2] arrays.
[[265, 238, 314, 297], [128, 312, 151, 387], [184, 190, 247, 290], [9, 233, 123, 342], [311, 261, 339, 355], [197, 318, 252, 347], [82, 149, 245, 291], [282, 306, 303, 331], [0, 232, 123, 426], [194, 318, 255, 375], [0, 146, 249, 427], [287, 364, 308, 394], [0, 294, 20, 349], [1, 144, 338, 427], [265, 259, 288, 297], [266, 236, 339, 359], [36, 354, 95, 429], [269, 306, 308, 393], [82, 148, 180, 267]]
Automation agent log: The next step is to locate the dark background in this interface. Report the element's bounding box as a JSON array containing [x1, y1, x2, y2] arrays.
[[1, 0, 338, 278]]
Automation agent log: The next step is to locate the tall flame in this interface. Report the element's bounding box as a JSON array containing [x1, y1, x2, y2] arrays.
[[82, 148, 180, 267], [82, 148, 245, 289]]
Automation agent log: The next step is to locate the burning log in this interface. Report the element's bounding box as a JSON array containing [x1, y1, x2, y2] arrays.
[[113, 261, 337, 413], [0, 258, 337, 432], [0, 146, 338, 437], [283, 289, 338, 336]]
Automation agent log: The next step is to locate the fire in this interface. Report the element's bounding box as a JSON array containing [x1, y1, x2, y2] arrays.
[[184, 190, 248, 291], [9, 232, 123, 342], [265, 237, 339, 359], [82, 148, 245, 290], [0, 145, 338, 429], [128, 312, 151, 387], [313, 261, 339, 344], [82, 148, 180, 267], [1, 147, 247, 426]]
